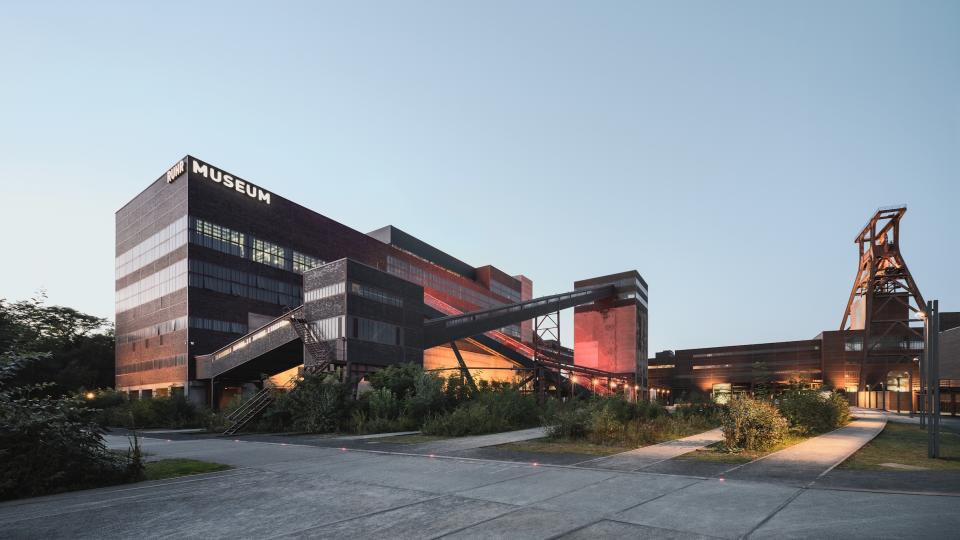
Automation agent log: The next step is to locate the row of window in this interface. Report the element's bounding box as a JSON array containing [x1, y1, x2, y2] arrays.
[[115, 216, 188, 279], [117, 354, 188, 375], [190, 217, 323, 274], [350, 282, 403, 307], [307, 315, 402, 346], [305, 282, 345, 302], [310, 316, 345, 341], [189, 260, 302, 307], [489, 280, 521, 303], [387, 256, 503, 310], [190, 317, 248, 335], [117, 316, 249, 346], [190, 218, 245, 258], [117, 316, 188, 344], [843, 337, 924, 352], [353, 316, 403, 346], [115, 259, 188, 313]]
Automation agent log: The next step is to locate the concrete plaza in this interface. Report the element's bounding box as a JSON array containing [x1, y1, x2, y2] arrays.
[[1, 425, 957, 539]]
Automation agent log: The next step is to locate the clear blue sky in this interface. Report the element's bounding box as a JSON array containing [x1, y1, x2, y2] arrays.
[[1, 1, 957, 353]]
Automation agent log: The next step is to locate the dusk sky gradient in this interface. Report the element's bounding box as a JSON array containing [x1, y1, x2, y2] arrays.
[[1, 1, 957, 353]]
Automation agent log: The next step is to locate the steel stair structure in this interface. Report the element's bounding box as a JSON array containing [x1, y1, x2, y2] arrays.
[[289, 317, 338, 375], [222, 386, 274, 436]]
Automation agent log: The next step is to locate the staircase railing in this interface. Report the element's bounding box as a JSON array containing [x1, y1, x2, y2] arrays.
[[222, 387, 274, 436], [289, 317, 338, 374]]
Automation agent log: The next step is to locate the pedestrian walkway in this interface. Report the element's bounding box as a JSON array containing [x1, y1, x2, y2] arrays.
[[575, 427, 724, 471], [411, 426, 550, 454], [725, 411, 887, 486]]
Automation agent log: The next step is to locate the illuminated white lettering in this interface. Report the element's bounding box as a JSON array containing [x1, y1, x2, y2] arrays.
[[165, 160, 185, 183], [189, 159, 271, 205]]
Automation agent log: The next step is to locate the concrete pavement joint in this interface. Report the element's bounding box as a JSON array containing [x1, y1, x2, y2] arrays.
[[740, 487, 805, 539], [261, 495, 447, 539], [429, 505, 528, 539]]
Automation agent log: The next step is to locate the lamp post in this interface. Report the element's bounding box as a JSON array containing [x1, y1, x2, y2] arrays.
[[866, 384, 871, 409]]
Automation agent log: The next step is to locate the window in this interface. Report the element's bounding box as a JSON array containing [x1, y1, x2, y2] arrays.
[[310, 316, 344, 340], [117, 316, 188, 344], [189, 317, 248, 334], [349, 282, 403, 307], [293, 251, 323, 273], [252, 239, 287, 269], [115, 260, 188, 313], [115, 216, 188, 279], [350, 317, 402, 346], [305, 282, 345, 302], [117, 354, 188, 375], [190, 218, 245, 258], [188, 260, 301, 307]]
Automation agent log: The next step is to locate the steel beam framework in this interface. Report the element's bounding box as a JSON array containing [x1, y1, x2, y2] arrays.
[[840, 206, 925, 390]]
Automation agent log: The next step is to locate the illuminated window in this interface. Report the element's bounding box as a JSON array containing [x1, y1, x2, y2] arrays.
[[252, 239, 287, 269], [190, 218, 245, 258], [305, 282, 345, 302], [349, 282, 403, 307], [293, 251, 323, 273]]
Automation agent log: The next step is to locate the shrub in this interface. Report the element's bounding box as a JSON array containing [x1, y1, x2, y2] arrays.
[[545, 405, 592, 440], [674, 401, 725, 423], [422, 402, 510, 436], [404, 371, 445, 423], [777, 388, 850, 435], [367, 388, 401, 420], [0, 354, 142, 500], [587, 405, 623, 445], [369, 363, 423, 400], [421, 386, 538, 437], [721, 396, 789, 451], [263, 371, 352, 433]]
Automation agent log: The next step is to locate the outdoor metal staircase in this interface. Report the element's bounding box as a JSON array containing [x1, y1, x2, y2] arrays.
[[222, 387, 274, 436], [289, 317, 336, 375]]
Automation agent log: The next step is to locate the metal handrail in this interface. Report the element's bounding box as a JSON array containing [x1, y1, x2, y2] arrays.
[[199, 305, 304, 361]]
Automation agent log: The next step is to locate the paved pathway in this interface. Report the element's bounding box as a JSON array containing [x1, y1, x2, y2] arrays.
[[410, 426, 550, 454], [725, 410, 887, 486], [575, 428, 724, 471], [5, 430, 958, 539]]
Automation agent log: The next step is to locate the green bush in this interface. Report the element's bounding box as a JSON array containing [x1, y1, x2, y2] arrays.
[[674, 401, 725, 423], [262, 371, 352, 433], [545, 405, 592, 440], [404, 371, 446, 423], [777, 388, 850, 435], [721, 396, 789, 451], [422, 402, 509, 436], [1, 354, 143, 500], [369, 363, 423, 399], [421, 386, 538, 437], [92, 393, 205, 429]]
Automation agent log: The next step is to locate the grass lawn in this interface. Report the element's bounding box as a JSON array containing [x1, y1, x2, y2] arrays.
[[144, 459, 231, 480], [497, 438, 628, 456], [676, 433, 810, 464], [497, 420, 717, 456], [377, 433, 449, 444], [839, 423, 960, 471]]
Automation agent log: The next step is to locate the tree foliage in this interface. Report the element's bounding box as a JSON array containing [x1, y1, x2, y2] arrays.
[[0, 292, 114, 392], [0, 354, 142, 500]]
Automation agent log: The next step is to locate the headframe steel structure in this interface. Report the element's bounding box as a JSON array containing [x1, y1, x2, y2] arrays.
[[840, 205, 925, 390]]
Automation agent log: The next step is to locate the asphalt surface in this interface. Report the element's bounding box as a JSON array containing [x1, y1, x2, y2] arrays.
[[2, 423, 958, 539]]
